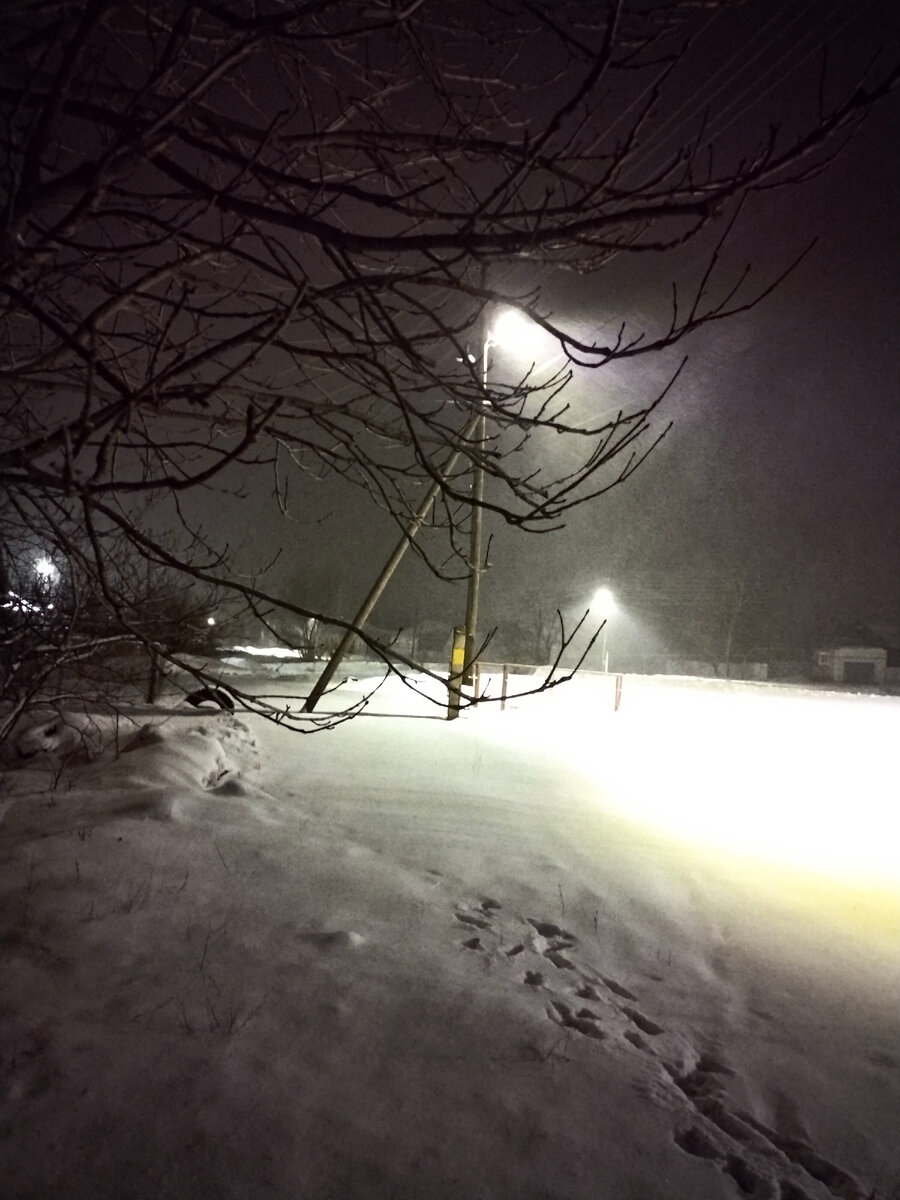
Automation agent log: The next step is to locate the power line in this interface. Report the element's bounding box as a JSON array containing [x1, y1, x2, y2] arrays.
[[700, 1, 872, 151], [623, 1, 805, 177], [623, 0, 865, 184]]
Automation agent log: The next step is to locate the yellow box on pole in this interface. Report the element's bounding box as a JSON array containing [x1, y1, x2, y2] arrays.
[[447, 625, 467, 720]]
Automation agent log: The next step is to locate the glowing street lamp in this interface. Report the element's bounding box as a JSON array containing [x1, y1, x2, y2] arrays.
[[33, 555, 60, 609], [489, 309, 533, 357], [34, 555, 59, 583], [593, 586, 616, 671], [463, 308, 536, 688]]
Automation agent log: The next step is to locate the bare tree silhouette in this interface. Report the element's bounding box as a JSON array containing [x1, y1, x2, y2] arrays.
[[2, 1, 895, 725]]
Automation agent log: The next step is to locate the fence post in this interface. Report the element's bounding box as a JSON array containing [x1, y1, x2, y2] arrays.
[[501, 664, 509, 711], [614, 673, 623, 711]]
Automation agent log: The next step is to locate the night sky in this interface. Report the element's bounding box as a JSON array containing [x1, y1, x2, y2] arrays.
[[4, 3, 897, 667], [241, 3, 898, 670]]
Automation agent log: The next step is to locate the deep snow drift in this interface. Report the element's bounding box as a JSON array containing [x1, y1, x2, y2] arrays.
[[1, 667, 898, 1199]]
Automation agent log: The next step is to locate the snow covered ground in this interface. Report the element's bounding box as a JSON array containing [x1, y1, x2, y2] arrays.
[[1, 668, 898, 1200]]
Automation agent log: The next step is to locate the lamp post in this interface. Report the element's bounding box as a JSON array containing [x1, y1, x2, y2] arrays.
[[303, 305, 535, 716], [592, 586, 616, 672], [462, 309, 533, 690]]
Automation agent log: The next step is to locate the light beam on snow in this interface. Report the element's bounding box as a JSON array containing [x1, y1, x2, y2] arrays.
[[509, 675, 900, 898]]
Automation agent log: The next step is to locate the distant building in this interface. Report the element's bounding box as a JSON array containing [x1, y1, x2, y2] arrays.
[[813, 642, 887, 686], [816, 619, 897, 686]]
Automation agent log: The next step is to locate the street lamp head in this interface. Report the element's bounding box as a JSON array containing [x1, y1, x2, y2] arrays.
[[593, 586, 616, 616], [489, 308, 533, 353], [34, 555, 59, 582]]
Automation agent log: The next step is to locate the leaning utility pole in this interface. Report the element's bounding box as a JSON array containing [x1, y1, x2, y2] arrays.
[[302, 414, 479, 713]]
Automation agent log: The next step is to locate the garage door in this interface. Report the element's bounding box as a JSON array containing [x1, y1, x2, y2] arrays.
[[843, 660, 876, 684]]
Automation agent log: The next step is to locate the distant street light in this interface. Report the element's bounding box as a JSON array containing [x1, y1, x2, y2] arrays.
[[34, 555, 58, 583], [32, 554, 59, 611], [463, 307, 537, 688], [592, 586, 616, 671]]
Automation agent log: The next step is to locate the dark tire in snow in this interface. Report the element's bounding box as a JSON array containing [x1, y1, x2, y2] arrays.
[[185, 686, 235, 711]]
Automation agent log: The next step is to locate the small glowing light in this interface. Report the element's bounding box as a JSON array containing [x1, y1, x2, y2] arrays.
[[207, 616, 216, 626]]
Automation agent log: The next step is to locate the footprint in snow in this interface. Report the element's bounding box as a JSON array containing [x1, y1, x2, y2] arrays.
[[455, 912, 491, 930], [622, 1006, 664, 1036], [527, 918, 575, 940], [547, 999, 606, 1040], [455, 900, 504, 948], [600, 975, 637, 1001], [455, 897, 502, 930], [451, 900, 669, 1054], [670, 1055, 863, 1200], [451, 899, 865, 1200]]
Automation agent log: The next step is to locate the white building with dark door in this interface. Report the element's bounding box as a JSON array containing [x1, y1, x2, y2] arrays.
[[813, 643, 888, 686]]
